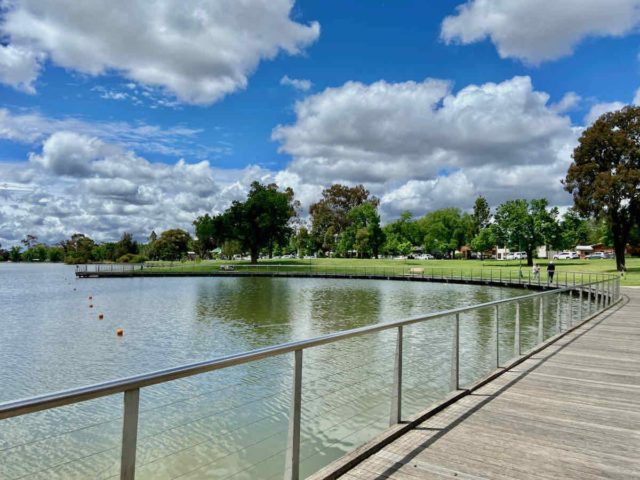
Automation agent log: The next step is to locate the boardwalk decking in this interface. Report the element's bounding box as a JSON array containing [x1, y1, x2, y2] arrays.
[[334, 288, 640, 480]]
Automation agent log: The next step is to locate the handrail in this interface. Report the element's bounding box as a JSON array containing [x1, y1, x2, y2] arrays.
[[1, 272, 621, 480], [0, 279, 614, 418]]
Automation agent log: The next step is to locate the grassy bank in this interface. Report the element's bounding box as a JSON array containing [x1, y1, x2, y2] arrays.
[[143, 257, 638, 286]]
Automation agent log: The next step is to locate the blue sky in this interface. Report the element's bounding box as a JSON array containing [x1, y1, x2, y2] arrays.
[[1, 0, 639, 244]]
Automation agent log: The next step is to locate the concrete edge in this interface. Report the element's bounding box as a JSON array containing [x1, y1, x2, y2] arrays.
[[306, 295, 624, 480]]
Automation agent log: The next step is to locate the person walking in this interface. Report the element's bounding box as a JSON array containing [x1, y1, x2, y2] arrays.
[[533, 263, 540, 281], [547, 261, 556, 284]]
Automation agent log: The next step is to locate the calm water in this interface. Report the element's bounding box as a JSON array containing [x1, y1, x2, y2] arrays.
[[0, 264, 565, 479]]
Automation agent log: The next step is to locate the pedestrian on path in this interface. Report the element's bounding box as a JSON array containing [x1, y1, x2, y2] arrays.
[[533, 263, 540, 281], [547, 261, 556, 284]]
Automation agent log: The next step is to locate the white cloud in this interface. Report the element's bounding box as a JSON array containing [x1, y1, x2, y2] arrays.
[[0, 107, 229, 159], [0, 132, 271, 245], [441, 0, 640, 63], [0, 0, 320, 104], [273, 76, 575, 192], [551, 92, 581, 113], [633, 87, 640, 106], [584, 101, 625, 124], [280, 75, 312, 91]]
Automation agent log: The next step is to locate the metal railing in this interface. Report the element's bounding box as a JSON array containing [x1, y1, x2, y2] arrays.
[[76, 262, 617, 289], [1, 273, 621, 480]]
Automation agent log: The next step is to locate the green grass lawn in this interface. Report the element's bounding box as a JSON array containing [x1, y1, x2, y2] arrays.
[[144, 257, 638, 285]]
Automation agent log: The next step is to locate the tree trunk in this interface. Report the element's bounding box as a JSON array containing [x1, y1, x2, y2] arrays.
[[614, 238, 626, 271], [526, 249, 533, 267], [250, 247, 259, 264]]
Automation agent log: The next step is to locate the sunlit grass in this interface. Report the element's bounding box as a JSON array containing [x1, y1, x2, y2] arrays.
[[143, 257, 638, 285]]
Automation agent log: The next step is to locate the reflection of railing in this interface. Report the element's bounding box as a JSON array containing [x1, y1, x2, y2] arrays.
[[75, 262, 617, 288], [0, 273, 620, 479]]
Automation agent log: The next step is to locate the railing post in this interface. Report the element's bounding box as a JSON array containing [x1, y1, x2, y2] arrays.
[[578, 288, 583, 321], [284, 350, 303, 480], [121, 388, 140, 480], [390, 326, 403, 425], [556, 294, 561, 333], [450, 315, 459, 391], [538, 297, 544, 344], [568, 290, 573, 328], [514, 302, 520, 357], [494, 305, 499, 368]]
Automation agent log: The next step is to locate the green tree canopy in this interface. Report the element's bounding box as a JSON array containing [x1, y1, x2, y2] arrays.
[[419, 208, 471, 258], [202, 182, 297, 263], [493, 199, 560, 266], [309, 184, 378, 253], [151, 229, 192, 260], [564, 105, 640, 270]]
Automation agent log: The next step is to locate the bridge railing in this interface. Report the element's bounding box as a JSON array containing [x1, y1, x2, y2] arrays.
[[75, 262, 617, 287], [1, 273, 620, 479]]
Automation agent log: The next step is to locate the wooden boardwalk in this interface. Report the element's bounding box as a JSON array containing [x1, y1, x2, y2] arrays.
[[335, 288, 640, 480]]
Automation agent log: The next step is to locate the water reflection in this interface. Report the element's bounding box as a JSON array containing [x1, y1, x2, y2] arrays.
[[2, 264, 536, 480]]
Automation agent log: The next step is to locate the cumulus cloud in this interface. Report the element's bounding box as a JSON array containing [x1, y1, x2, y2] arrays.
[[0, 132, 272, 245], [441, 0, 640, 63], [584, 101, 626, 124], [280, 75, 312, 91], [0, 0, 320, 104], [272, 75, 581, 219]]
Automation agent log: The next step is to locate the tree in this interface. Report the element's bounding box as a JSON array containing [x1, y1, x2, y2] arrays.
[[114, 232, 138, 260], [354, 228, 370, 258], [322, 226, 337, 254], [151, 229, 192, 260], [559, 210, 590, 250], [309, 184, 378, 252], [47, 246, 64, 262], [346, 202, 385, 258], [492, 199, 560, 266], [62, 234, 96, 263], [471, 227, 496, 257], [295, 227, 311, 257], [21, 235, 37, 249], [472, 196, 491, 234], [9, 246, 22, 262], [419, 208, 470, 258], [193, 213, 227, 256], [564, 106, 640, 270], [210, 182, 297, 263]]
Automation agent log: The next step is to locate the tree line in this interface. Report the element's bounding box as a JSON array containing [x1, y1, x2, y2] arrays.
[[3, 107, 640, 271]]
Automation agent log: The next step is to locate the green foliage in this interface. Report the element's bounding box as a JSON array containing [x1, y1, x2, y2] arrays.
[[192, 213, 227, 257], [322, 226, 336, 254], [492, 199, 560, 266], [63, 234, 96, 263], [471, 227, 496, 255], [114, 232, 138, 259], [149, 229, 192, 260], [47, 246, 64, 262], [309, 184, 378, 253], [565, 105, 640, 270], [221, 239, 242, 259], [559, 210, 591, 250], [472, 196, 491, 233], [207, 182, 297, 263], [419, 208, 471, 257]]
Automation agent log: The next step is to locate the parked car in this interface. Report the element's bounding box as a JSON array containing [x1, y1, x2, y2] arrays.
[[586, 252, 611, 259], [513, 252, 528, 260], [415, 254, 434, 260], [553, 251, 580, 260]]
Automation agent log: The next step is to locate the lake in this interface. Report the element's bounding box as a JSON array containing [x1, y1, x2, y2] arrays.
[[0, 263, 557, 479]]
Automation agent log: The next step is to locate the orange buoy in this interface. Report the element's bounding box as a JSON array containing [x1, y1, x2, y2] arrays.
[[89, 296, 92, 300], [117, 329, 123, 336], [98, 314, 104, 319], [89, 304, 93, 308]]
